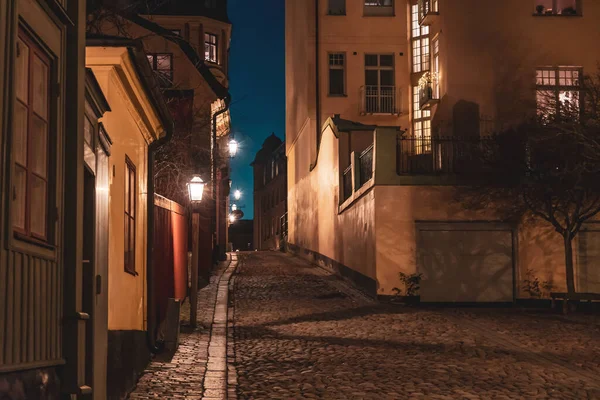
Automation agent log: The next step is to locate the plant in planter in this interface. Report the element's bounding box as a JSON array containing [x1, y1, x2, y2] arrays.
[[392, 272, 423, 303], [536, 4, 545, 14], [562, 6, 577, 15], [523, 269, 555, 298]]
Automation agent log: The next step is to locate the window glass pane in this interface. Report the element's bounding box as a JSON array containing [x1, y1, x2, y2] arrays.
[[124, 219, 130, 269], [13, 165, 27, 230], [13, 102, 28, 166], [157, 54, 171, 70], [32, 55, 48, 119], [328, 0, 346, 14], [130, 169, 136, 215], [16, 39, 29, 102], [84, 116, 93, 146], [557, 0, 576, 13], [125, 165, 130, 214], [31, 115, 47, 178], [537, 89, 555, 121], [559, 90, 579, 116], [30, 176, 47, 237], [380, 70, 394, 86], [129, 219, 135, 268], [365, 54, 378, 67], [365, 70, 378, 86], [380, 55, 394, 67], [329, 69, 344, 95]]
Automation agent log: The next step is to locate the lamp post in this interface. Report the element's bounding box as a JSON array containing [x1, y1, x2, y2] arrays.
[[187, 176, 206, 329]]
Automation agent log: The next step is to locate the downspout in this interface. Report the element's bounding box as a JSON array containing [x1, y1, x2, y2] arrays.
[[212, 94, 232, 263], [310, 0, 321, 171]]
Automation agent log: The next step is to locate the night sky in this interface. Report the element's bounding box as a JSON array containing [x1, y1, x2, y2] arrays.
[[228, 0, 285, 220]]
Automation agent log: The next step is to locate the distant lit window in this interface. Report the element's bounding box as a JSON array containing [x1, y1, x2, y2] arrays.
[[535, 0, 578, 15], [329, 53, 346, 96], [146, 53, 173, 86], [432, 37, 440, 99], [536, 67, 581, 123], [413, 85, 431, 154], [364, 0, 393, 16], [411, 4, 430, 73], [328, 0, 346, 14], [365, 0, 392, 6], [205, 33, 218, 63]]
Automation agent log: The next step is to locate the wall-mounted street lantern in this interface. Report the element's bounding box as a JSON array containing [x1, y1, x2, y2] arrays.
[[228, 136, 238, 158], [233, 189, 241, 200], [187, 175, 207, 328], [187, 176, 206, 203], [229, 214, 236, 224], [231, 204, 237, 211]]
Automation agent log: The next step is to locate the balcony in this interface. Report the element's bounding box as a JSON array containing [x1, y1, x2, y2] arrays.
[[397, 135, 488, 175], [360, 85, 400, 115], [418, 0, 439, 25], [418, 72, 439, 110]]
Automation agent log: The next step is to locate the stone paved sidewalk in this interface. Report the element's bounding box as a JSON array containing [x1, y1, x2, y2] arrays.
[[232, 251, 600, 400], [128, 255, 236, 400]]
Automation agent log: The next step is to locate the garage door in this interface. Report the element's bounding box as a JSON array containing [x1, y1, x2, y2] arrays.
[[417, 225, 514, 302], [577, 228, 600, 293]]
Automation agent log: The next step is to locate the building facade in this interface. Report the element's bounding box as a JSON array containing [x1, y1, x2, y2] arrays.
[[252, 134, 287, 250], [286, 0, 600, 301]]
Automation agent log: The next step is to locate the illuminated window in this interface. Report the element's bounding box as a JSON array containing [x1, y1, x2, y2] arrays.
[[432, 37, 440, 99], [536, 67, 581, 123], [535, 0, 578, 15], [124, 157, 137, 275], [146, 53, 173, 86], [413, 85, 431, 154], [411, 4, 430, 73], [364, 0, 394, 16], [205, 33, 218, 63], [329, 53, 346, 96], [13, 29, 52, 242], [328, 0, 346, 15]]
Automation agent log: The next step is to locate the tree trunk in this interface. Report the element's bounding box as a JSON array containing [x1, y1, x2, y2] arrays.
[[564, 233, 576, 295]]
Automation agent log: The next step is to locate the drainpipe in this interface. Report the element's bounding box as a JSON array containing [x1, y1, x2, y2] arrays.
[[212, 94, 232, 263], [310, 0, 321, 171]]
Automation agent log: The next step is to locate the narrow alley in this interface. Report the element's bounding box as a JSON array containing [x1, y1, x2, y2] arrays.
[[130, 251, 600, 399]]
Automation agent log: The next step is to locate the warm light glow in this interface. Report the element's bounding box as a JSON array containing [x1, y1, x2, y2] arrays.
[[234, 189, 241, 200], [229, 214, 236, 223], [187, 176, 206, 202], [228, 138, 238, 157], [231, 204, 237, 211]]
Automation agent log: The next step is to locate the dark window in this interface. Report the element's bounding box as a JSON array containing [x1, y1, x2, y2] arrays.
[[329, 53, 346, 96], [205, 33, 218, 63], [146, 53, 173, 86], [13, 28, 52, 242], [124, 157, 137, 275], [328, 0, 346, 14], [365, 0, 392, 6]]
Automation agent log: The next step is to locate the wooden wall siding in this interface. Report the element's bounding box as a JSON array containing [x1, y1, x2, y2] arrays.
[[0, 249, 63, 372]]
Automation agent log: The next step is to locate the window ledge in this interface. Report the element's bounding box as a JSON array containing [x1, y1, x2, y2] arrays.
[[532, 13, 581, 17], [327, 12, 347, 16], [14, 232, 55, 251], [125, 269, 139, 277], [328, 94, 348, 98]]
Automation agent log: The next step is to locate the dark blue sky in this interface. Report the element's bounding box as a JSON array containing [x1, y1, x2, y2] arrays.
[[228, 0, 285, 220]]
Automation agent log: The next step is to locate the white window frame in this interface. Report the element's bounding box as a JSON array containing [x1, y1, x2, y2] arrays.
[[411, 4, 430, 73]]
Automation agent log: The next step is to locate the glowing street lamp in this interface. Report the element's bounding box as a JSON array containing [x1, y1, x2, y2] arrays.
[[187, 176, 206, 203], [228, 137, 238, 158], [233, 189, 241, 200], [229, 214, 236, 224], [187, 175, 207, 328], [231, 204, 237, 211]]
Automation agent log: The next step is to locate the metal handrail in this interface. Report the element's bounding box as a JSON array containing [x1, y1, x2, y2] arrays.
[[361, 85, 398, 114]]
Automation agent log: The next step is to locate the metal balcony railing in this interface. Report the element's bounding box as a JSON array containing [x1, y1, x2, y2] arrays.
[[359, 144, 374, 186], [361, 85, 399, 115], [397, 136, 490, 175], [342, 165, 353, 202], [418, 81, 439, 109]]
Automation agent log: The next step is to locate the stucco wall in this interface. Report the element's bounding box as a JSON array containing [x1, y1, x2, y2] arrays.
[[288, 124, 376, 282], [431, 0, 600, 128], [92, 67, 149, 331]]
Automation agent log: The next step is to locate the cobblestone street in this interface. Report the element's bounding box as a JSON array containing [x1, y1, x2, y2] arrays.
[[232, 252, 600, 400]]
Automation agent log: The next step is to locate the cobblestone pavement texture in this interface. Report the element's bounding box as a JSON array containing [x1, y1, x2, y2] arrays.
[[232, 251, 600, 400], [128, 259, 231, 400]]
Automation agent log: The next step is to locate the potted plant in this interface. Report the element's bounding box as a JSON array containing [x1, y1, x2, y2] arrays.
[[536, 4, 545, 14], [562, 6, 577, 15], [391, 272, 423, 304]]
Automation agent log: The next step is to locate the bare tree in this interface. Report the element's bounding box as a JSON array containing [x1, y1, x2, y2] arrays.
[[460, 71, 600, 296]]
